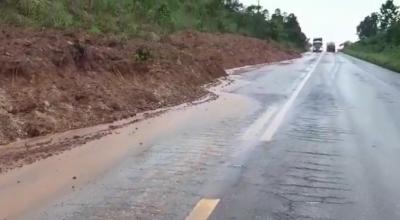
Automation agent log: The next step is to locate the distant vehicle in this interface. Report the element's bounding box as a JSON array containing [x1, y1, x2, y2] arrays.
[[312, 38, 323, 52], [327, 42, 336, 52]]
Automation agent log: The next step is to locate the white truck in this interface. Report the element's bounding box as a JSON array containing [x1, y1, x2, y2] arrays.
[[313, 38, 323, 52]]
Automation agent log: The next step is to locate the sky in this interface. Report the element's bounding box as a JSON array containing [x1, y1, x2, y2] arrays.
[[240, 0, 400, 44]]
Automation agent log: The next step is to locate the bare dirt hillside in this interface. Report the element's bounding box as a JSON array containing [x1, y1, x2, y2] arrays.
[[0, 27, 300, 146], [165, 31, 299, 69]]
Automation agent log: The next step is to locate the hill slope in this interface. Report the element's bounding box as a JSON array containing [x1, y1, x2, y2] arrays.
[[0, 27, 300, 145]]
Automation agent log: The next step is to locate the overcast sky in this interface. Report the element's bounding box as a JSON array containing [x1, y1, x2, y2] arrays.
[[240, 0, 400, 44]]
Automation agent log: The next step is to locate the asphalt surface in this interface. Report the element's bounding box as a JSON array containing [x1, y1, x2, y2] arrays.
[[3, 52, 400, 220]]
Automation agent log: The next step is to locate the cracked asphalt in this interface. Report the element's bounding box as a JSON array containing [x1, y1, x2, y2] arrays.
[[3, 52, 400, 220], [211, 53, 400, 220]]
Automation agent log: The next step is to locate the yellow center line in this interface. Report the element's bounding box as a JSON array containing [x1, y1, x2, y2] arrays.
[[185, 198, 220, 220]]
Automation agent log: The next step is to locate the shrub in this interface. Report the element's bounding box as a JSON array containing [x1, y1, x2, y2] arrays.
[[135, 47, 152, 62]]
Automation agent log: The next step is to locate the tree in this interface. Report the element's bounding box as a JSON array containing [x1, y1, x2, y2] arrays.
[[270, 8, 285, 40], [240, 5, 268, 38], [224, 0, 243, 12], [379, 0, 399, 31], [357, 13, 379, 39], [245, 5, 262, 14], [205, 0, 225, 17], [284, 13, 307, 48], [387, 21, 400, 44]]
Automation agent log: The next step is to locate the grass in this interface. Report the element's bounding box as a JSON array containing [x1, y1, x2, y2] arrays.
[[0, 0, 236, 36], [343, 45, 400, 73]]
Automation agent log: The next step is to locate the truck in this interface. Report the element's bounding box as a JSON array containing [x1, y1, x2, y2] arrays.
[[312, 38, 323, 52], [327, 42, 336, 52]]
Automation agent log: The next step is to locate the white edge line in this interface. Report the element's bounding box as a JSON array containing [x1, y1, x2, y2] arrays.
[[241, 106, 278, 141], [260, 53, 324, 142]]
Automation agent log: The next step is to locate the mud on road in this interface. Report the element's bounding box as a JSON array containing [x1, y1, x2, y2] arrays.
[[0, 28, 300, 173]]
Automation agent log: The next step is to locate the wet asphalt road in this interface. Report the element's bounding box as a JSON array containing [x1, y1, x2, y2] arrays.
[[15, 53, 400, 219]]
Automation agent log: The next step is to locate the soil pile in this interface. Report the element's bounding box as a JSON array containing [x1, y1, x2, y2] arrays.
[[165, 31, 299, 69], [0, 27, 300, 145]]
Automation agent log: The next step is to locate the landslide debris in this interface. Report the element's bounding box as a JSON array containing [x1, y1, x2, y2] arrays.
[[0, 27, 300, 146], [165, 31, 299, 69]]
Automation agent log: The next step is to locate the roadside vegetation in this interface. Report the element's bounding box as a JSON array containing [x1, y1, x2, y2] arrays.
[[344, 0, 400, 72], [0, 0, 308, 50]]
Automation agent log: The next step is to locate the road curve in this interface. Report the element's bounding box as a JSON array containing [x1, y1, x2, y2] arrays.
[[1, 52, 400, 220]]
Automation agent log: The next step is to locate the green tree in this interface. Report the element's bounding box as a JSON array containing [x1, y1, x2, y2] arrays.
[[357, 13, 379, 39], [284, 13, 307, 48], [224, 0, 243, 12], [270, 9, 285, 40], [379, 0, 399, 31], [387, 21, 400, 44]]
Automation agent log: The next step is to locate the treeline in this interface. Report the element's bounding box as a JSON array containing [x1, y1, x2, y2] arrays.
[[0, 0, 307, 49], [356, 0, 399, 46], [345, 0, 400, 72]]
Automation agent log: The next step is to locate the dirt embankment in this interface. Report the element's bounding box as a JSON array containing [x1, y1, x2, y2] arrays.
[[165, 31, 299, 69], [0, 28, 300, 146]]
